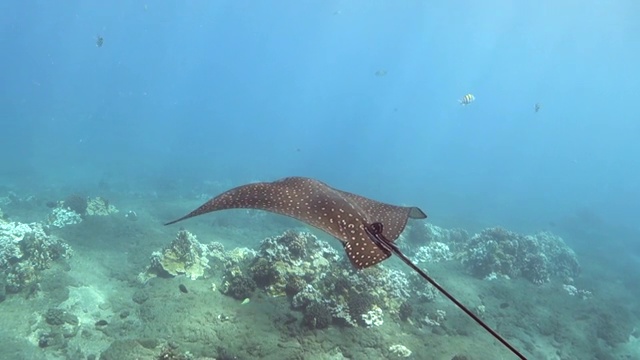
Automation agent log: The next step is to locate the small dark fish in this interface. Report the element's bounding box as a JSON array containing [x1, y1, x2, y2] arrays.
[[96, 35, 104, 48], [179, 284, 188, 293], [375, 69, 387, 77], [46, 201, 57, 208], [95, 319, 108, 326], [534, 103, 541, 113], [500, 302, 510, 309]]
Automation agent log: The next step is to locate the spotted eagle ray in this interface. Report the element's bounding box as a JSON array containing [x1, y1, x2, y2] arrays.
[[166, 177, 527, 359]]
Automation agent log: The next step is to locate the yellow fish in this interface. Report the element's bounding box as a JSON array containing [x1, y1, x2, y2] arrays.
[[459, 93, 475, 105]]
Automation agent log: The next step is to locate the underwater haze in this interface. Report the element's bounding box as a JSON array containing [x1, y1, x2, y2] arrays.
[[3, 1, 640, 230], [1, 1, 640, 359]]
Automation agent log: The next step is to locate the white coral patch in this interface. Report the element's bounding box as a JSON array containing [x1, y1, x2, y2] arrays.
[[414, 241, 452, 263], [362, 305, 384, 327], [389, 344, 412, 357], [48, 207, 82, 228]]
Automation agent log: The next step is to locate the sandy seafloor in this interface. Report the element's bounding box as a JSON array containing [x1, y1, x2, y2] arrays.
[[0, 186, 639, 360]]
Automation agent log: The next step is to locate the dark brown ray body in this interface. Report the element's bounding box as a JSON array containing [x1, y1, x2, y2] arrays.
[[165, 177, 426, 268]]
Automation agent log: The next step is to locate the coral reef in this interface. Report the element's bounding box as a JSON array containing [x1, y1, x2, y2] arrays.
[[284, 275, 307, 296], [86, 197, 118, 216], [361, 305, 384, 327], [223, 274, 256, 300], [347, 291, 376, 325], [249, 257, 278, 287], [44, 308, 79, 326], [338, 266, 414, 313], [302, 301, 332, 329], [398, 301, 413, 321], [0, 218, 72, 293], [460, 227, 580, 284], [138, 223, 585, 337], [279, 229, 307, 259], [63, 194, 88, 216], [291, 284, 322, 309], [143, 230, 210, 281], [389, 344, 412, 358], [423, 309, 446, 326], [562, 284, 592, 299], [407, 272, 439, 302], [211, 230, 420, 328], [47, 207, 82, 228], [414, 241, 453, 263], [246, 231, 337, 297], [406, 223, 469, 251], [156, 342, 192, 360]]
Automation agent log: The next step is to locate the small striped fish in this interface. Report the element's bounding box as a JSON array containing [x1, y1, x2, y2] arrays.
[[459, 93, 475, 105]]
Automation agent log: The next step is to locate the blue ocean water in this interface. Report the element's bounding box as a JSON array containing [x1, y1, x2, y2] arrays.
[[3, 2, 639, 230], [1, 2, 640, 359]]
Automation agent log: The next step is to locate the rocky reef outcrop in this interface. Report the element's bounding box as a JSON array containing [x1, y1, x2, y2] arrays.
[[141, 229, 210, 281], [216, 230, 424, 329], [0, 215, 73, 294], [459, 227, 580, 284], [47, 196, 119, 228], [140, 222, 583, 333]]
